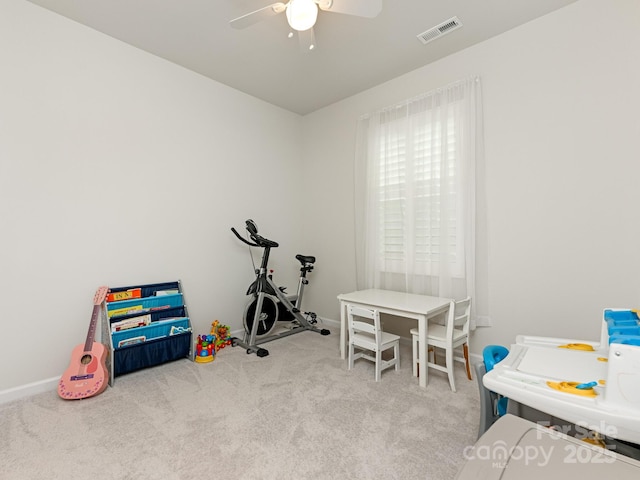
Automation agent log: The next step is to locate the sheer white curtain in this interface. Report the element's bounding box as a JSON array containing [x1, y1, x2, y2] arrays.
[[354, 76, 482, 322]]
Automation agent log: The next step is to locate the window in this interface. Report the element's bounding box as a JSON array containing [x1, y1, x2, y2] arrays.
[[355, 76, 481, 300], [377, 112, 460, 276]]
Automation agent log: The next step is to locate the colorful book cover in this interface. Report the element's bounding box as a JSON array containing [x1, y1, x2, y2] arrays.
[[111, 314, 151, 332], [118, 336, 146, 348], [108, 304, 143, 318], [107, 288, 142, 303]]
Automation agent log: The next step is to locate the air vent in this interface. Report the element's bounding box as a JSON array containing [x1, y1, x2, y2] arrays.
[[417, 16, 462, 45]]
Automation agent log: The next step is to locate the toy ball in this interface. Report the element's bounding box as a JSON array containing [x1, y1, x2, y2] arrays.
[[199, 351, 208, 357]]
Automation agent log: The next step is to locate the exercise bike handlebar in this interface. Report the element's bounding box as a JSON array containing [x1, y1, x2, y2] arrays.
[[231, 220, 279, 249]]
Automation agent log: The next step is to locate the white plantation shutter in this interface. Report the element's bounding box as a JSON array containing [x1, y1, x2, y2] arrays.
[[377, 113, 459, 274], [355, 76, 481, 308]]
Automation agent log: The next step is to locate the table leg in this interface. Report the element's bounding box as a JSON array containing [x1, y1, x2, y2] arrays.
[[418, 315, 428, 388], [340, 300, 347, 360]]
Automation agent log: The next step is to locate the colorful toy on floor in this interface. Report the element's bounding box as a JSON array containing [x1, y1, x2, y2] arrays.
[[195, 333, 216, 363], [211, 320, 232, 351]]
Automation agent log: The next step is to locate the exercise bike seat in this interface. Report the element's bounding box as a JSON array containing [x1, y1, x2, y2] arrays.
[[296, 254, 316, 265]]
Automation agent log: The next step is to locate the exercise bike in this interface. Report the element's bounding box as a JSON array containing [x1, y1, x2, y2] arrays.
[[231, 219, 330, 357]]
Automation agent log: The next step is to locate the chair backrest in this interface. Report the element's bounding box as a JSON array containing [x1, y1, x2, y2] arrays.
[[480, 345, 510, 424], [482, 345, 509, 372], [347, 305, 381, 339], [446, 296, 472, 338]]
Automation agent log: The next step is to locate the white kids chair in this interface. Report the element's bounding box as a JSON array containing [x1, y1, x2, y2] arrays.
[[347, 305, 400, 381], [411, 297, 472, 392]]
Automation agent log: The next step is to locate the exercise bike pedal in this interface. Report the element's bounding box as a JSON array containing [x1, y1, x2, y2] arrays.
[[256, 348, 269, 357]]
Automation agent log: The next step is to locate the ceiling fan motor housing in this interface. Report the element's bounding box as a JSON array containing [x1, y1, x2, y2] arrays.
[[287, 0, 319, 32]]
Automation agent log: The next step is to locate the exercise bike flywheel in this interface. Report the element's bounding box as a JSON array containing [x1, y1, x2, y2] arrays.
[[243, 295, 279, 337]]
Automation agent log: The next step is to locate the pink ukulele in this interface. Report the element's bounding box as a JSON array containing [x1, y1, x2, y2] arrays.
[[58, 286, 109, 400]]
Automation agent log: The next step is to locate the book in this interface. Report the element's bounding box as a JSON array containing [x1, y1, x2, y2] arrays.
[[155, 289, 179, 296], [111, 314, 151, 332], [118, 336, 146, 348], [108, 305, 143, 318], [107, 288, 142, 303]]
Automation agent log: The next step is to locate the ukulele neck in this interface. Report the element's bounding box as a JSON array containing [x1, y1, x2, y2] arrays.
[[83, 305, 100, 352]]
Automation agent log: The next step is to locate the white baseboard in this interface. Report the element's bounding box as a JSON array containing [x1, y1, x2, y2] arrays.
[[318, 317, 340, 328], [0, 376, 59, 405], [469, 352, 482, 365]]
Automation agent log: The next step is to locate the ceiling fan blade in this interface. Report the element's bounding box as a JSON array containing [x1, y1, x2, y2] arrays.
[[229, 2, 287, 29], [298, 27, 316, 52], [317, 0, 382, 18]]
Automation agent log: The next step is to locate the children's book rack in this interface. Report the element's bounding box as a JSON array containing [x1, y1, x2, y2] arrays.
[[100, 280, 192, 385]]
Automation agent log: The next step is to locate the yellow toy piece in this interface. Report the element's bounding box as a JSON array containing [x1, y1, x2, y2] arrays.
[[195, 354, 214, 363], [557, 343, 595, 351], [546, 381, 598, 397], [582, 432, 607, 448]]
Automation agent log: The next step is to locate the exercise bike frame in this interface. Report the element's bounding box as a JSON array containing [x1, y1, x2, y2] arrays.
[[231, 221, 330, 357]]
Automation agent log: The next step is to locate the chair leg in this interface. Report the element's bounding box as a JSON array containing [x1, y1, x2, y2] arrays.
[[394, 343, 400, 371], [463, 343, 472, 380], [412, 335, 418, 377], [348, 343, 354, 370], [375, 350, 382, 382], [446, 347, 457, 392]]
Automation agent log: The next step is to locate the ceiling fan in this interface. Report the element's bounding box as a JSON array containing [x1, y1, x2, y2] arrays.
[[229, 0, 382, 50]]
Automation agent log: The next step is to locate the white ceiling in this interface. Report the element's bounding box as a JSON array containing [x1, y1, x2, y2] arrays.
[[26, 0, 578, 115]]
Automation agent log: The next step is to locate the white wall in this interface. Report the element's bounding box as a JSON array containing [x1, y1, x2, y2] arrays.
[[302, 0, 640, 351], [0, 0, 307, 392]]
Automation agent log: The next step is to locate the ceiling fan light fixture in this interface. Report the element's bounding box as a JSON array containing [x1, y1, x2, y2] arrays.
[[286, 0, 318, 32]]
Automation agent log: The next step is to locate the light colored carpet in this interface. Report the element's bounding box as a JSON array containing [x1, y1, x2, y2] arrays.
[[0, 326, 479, 479]]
